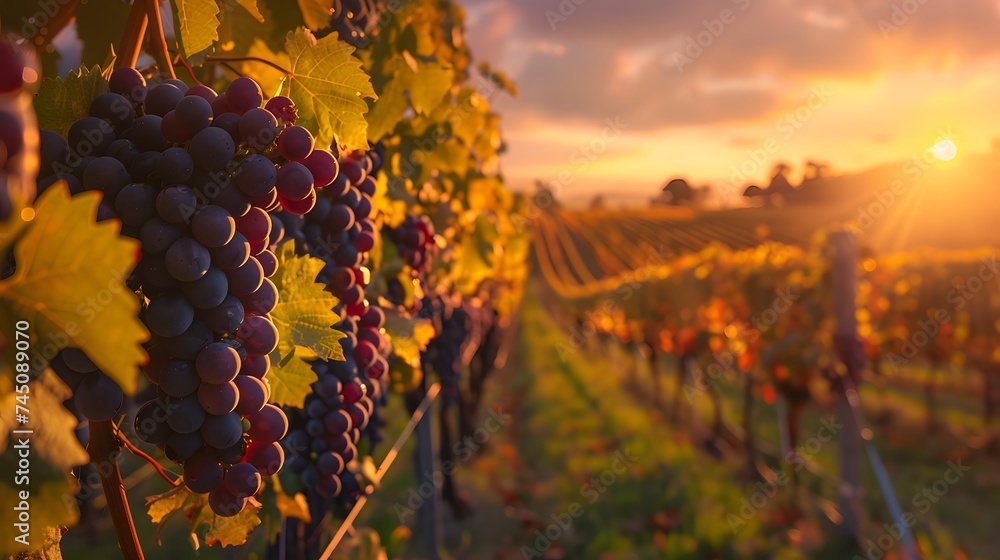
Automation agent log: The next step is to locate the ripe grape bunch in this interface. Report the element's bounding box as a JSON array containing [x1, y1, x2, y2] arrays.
[[36, 69, 343, 517], [279, 149, 390, 501]]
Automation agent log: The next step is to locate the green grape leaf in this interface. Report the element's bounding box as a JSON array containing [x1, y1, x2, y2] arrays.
[[172, 0, 221, 59], [33, 65, 108, 138], [285, 28, 376, 151], [367, 57, 453, 142], [295, 0, 334, 30], [270, 242, 345, 360], [235, 0, 265, 22], [267, 342, 318, 408], [0, 185, 146, 393]]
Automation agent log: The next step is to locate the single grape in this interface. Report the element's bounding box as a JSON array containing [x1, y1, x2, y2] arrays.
[[82, 156, 131, 199], [183, 450, 225, 493], [276, 162, 314, 200], [191, 205, 236, 248], [235, 315, 278, 356], [233, 154, 277, 197], [201, 411, 244, 448], [190, 127, 236, 172], [256, 250, 277, 277], [195, 341, 241, 383], [165, 321, 214, 360], [114, 183, 158, 228], [165, 237, 211, 282], [161, 111, 191, 144], [75, 372, 124, 421], [212, 112, 241, 144], [68, 116, 115, 156], [145, 293, 195, 337], [225, 77, 263, 115], [234, 376, 268, 415], [145, 83, 184, 117], [225, 462, 262, 498], [264, 96, 296, 123], [157, 147, 194, 184], [279, 190, 316, 215], [129, 114, 169, 151], [239, 108, 279, 151], [159, 359, 200, 397], [226, 258, 264, 297], [240, 353, 270, 379], [180, 266, 229, 309], [317, 451, 345, 476], [89, 92, 134, 133], [245, 441, 284, 476], [209, 231, 251, 270], [302, 149, 338, 188], [175, 95, 213, 133], [210, 483, 249, 517], [247, 404, 287, 444], [185, 84, 218, 102], [163, 394, 207, 434], [156, 185, 199, 223], [109, 67, 147, 105], [201, 294, 246, 334], [276, 126, 314, 162], [106, 138, 141, 168], [197, 382, 239, 415], [164, 431, 204, 463], [340, 157, 365, 184], [235, 207, 271, 242], [134, 401, 170, 445]]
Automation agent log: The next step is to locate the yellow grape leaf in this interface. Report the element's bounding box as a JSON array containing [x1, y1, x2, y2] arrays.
[[285, 27, 376, 151], [204, 498, 262, 547], [146, 484, 192, 524], [173, 0, 221, 58], [272, 475, 311, 522], [270, 242, 345, 360], [296, 0, 334, 30], [243, 39, 290, 99], [267, 342, 317, 408], [235, 0, 264, 22], [0, 371, 89, 469], [0, 185, 146, 393]]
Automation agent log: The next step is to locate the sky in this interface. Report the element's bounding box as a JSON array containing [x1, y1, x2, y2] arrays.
[[461, 0, 1000, 207]]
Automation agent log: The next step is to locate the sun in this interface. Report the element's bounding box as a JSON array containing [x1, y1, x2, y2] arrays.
[[931, 139, 958, 161]]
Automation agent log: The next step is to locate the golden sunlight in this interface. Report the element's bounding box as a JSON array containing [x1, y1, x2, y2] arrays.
[[930, 138, 958, 161]]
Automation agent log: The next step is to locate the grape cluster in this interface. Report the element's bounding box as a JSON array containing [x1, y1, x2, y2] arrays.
[[279, 149, 390, 500], [36, 70, 340, 516], [386, 214, 437, 273]]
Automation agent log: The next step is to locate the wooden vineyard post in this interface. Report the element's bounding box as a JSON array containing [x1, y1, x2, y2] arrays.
[[410, 377, 442, 559], [829, 231, 863, 545]]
